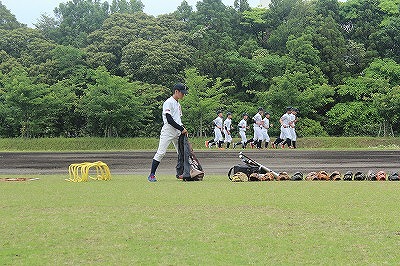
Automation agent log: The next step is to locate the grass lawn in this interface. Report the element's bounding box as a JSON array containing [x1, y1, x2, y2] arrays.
[[1, 137, 400, 151], [1, 175, 399, 265]]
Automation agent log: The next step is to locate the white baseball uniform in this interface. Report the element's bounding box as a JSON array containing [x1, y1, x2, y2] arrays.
[[280, 113, 291, 140], [262, 117, 270, 142], [153, 96, 182, 162], [289, 113, 297, 141], [238, 119, 247, 144], [223, 118, 232, 143], [253, 113, 263, 141], [213, 116, 224, 142]]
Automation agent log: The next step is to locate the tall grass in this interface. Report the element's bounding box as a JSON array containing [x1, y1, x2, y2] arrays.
[[0, 137, 400, 151], [1, 175, 399, 265]]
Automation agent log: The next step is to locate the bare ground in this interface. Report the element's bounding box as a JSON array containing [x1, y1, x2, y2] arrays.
[[0, 149, 399, 176]]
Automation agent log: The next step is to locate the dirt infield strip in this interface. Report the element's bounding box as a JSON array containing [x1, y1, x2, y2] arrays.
[[0, 150, 399, 176]]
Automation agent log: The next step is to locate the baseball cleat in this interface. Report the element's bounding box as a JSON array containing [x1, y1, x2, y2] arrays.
[[148, 174, 157, 182]]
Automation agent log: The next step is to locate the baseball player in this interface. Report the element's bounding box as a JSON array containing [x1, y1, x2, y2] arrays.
[[272, 107, 292, 149], [252, 107, 264, 149], [148, 83, 188, 182], [205, 110, 224, 149], [289, 108, 299, 148], [223, 112, 233, 149], [261, 112, 272, 149], [233, 113, 250, 149]]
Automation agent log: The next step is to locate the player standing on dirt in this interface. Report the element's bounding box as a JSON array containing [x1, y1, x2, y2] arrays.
[[148, 83, 188, 182], [223, 112, 233, 149]]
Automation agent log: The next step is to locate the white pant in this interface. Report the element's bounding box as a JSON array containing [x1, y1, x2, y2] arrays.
[[280, 126, 291, 140], [214, 127, 224, 142], [224, 130, 232, 143], [289, 127, 297, 141], [153, 124, 180, 162], [262, 129, 270, 142], [239, 130, 247, 144], [253, 126, 263, 141]]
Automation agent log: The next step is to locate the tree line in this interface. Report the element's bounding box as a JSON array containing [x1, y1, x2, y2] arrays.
[[0, 0, 399, 138]]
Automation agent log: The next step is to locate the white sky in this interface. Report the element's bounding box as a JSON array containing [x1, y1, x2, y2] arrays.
[[2, 0, 264, 28]]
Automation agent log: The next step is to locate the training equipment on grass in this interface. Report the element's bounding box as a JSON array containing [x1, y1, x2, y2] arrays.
[[388, 172, 399, 181], [238, 152, 279, 178], [291, 172, 304, 181], [249, 172, 275, 181], [231, 172, 249, 182], [228, 164, 259, 181], [318, 171, 330, 181], [305, 172, 319, 181], [67, 161, 111, 182], [329, 171, 341, 181], [0, 177, 40, 182], [376, 171, 386, 181], [228, 152, 280, 181], [277, 172, 290, 181], [228, 153, 396, 182]]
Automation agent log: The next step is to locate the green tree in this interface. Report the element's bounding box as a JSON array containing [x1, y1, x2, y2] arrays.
[[2, 68, 50, 137], [339, 0, 385, 54], [181, 68, 233, 137], [0, 1, 25, 29], [54, 0, 110, 47], [120, 38, 194, 86], [312, 14, 348, 84], [326, 101, 379, 136], [240, 8, 269, 44], [79, 67, 147, 137], [174, 0, 193, 22], [0, 28, 47, 59], [369, 16, 400, 62], [110, 0, 144, 13]]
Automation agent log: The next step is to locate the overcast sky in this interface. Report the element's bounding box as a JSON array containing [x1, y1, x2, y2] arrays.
[[2, 0, 264, 28]]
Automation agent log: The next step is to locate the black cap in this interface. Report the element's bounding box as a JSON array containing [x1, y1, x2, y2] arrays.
[[258, 107, 264, 112], [243, 113, 248, 117], [286, 106, 292, 111], [265, 111, 270, 115], [227, 112, 232, 116], [173, 83, 188, 94]]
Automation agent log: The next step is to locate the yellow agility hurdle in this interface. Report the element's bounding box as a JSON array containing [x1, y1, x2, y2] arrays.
[[67, 161, 111, 182]]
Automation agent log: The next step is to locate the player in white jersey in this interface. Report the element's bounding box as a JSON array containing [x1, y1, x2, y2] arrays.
[[252, 107, 264, 149], [289, 108, 299, 148], [261, 112, 272, 149], [223, 112, 233, 149], [148, 83, 188, 182], [233, 113, 250, 149], [272, 107, 292, 149], [205, 111, 224, 149]]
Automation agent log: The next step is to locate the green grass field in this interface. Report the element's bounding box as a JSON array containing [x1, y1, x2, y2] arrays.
[[1, 175, 399, 265], [0, 136, 400, 151]]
